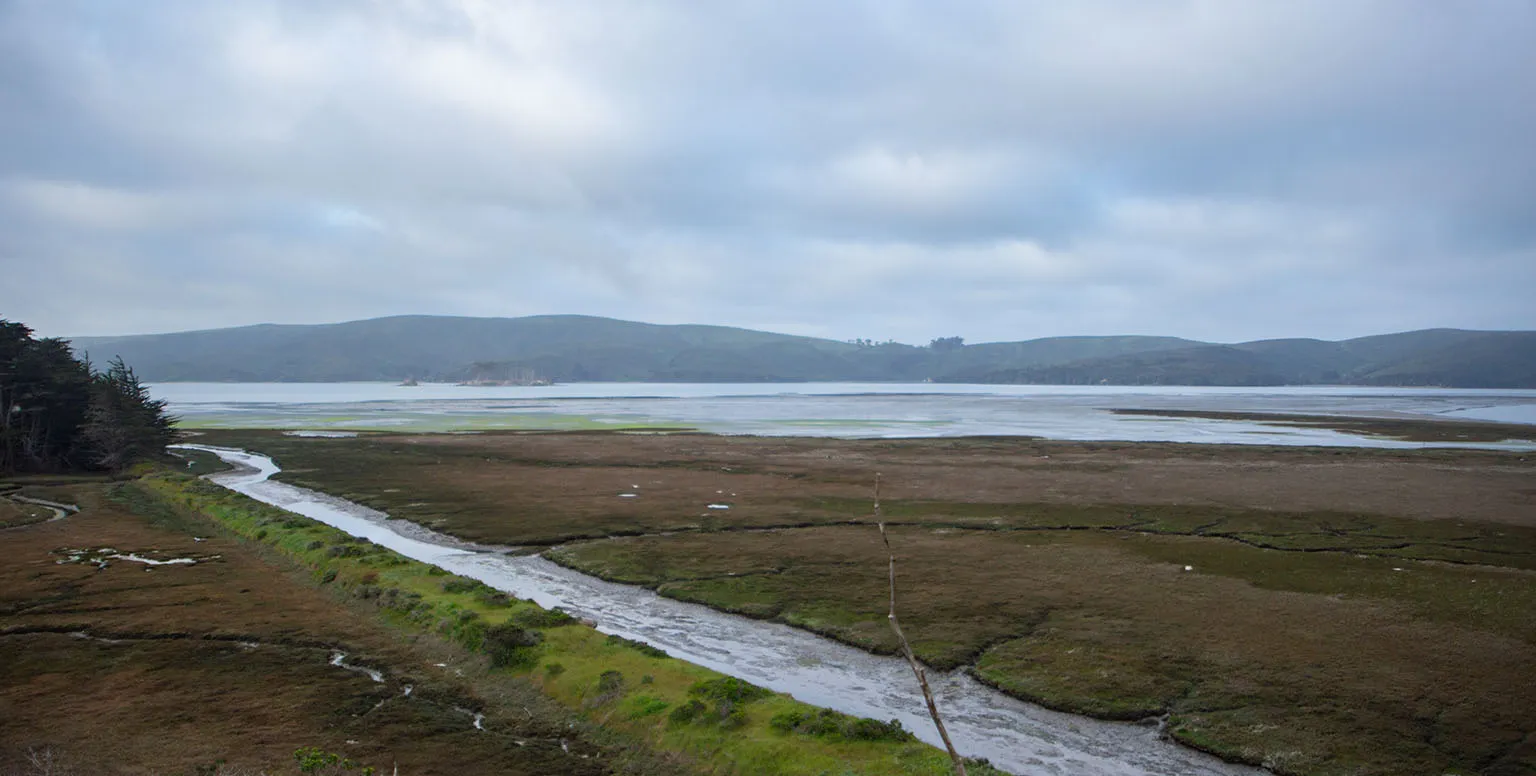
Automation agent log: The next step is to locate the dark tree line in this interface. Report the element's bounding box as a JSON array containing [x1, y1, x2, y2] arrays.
[[1, 319, 175, 474]]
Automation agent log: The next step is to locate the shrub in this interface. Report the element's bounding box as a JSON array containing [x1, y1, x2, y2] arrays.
[[441, 577, 479, 594], [689, 677, 771, 705], [474, 589, 512, 608], [377, 588, 424, 613], [668, 699, 707, 725], [293, 747, 375, 776], [597, 670, 625, 693], [768, 708, 913, 743], [306, 540, 324, 551], [512, 607, 576, 628], [604, 634, 668, 659], [668, 677, 772, 729], [544, 662, 566, 677], [483, 623, 542, 669], [319, 569, 338, 584], [588, 669, 626, 707]]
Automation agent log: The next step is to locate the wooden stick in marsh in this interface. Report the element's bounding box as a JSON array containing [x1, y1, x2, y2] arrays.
[[876, 473, 968, 776]]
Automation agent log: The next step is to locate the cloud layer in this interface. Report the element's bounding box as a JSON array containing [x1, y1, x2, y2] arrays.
[[3, 1, 1533, 343]]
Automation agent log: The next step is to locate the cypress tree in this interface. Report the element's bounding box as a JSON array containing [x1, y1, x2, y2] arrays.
[[0, 319, 174, 474]]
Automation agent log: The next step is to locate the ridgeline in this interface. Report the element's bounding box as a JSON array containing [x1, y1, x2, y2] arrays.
[[69, 315, 1536, 388]]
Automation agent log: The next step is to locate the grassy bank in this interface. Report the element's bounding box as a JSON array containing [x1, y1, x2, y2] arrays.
[[136, 470, 996, 776]]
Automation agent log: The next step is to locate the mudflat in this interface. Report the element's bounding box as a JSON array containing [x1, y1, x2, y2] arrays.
[[193, 429, 1536, 775]]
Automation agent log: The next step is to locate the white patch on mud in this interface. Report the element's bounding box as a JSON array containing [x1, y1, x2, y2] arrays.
[[330, 651, 385, 683], [114, 553, 201, 566], [70, 631, 124, 644], [706, 504, 730, 510], [284, 430, 360, 438], [52, 547, 218, 568], [453, 707, 486, 731]]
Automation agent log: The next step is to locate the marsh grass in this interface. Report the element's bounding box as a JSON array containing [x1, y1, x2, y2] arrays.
[[183, 429, 1536, 775], [557, 526, 1536, 775], [136, 471, 972, 776]]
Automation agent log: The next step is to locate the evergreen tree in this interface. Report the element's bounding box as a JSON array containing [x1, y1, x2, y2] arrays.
[[0, 318, 174, 474], [82, 357, 176, 472], [0, 320, 32, 472]]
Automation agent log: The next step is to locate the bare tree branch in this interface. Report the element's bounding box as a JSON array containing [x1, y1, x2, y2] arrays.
[[875, 474, 967, 776]]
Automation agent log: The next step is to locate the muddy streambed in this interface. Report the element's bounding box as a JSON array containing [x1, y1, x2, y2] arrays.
[[179, 445, 1264, 776]]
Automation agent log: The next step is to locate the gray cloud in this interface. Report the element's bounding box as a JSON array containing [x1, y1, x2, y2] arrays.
[[2, 0, 1533, 345]]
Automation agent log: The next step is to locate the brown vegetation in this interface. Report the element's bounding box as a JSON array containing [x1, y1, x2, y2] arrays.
[[187, 429, 1536, 775], [0, 482, 684, 776]]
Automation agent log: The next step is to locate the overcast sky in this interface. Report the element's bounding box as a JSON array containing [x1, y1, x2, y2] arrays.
[[2, 1, 1533, 344]]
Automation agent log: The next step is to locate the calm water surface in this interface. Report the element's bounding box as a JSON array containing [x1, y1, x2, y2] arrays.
[[154, 382, 1536, 449]]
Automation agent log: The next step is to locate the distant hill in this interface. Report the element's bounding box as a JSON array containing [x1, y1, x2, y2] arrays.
[[1350, 331, 1536, 388], [972, 345, 1289, 387], [68, 316, 1536, 388], [962, 330, 1536, 388]]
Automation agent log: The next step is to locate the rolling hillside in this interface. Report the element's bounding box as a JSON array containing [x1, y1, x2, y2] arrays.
[[66, 316, 1536, 387]]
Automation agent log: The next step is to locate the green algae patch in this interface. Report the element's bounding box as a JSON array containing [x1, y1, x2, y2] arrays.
[[134, 471, 971, 776]]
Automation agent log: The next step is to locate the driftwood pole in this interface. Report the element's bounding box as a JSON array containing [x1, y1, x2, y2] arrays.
[[875, 474, 968, 776]]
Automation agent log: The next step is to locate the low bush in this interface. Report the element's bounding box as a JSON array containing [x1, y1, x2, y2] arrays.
[[587, 669, 626, 707], [293, 747, 374, 776], [668, 699, 707, 725], [483, 622, 542, 669], [597, 670, 625, 693], [604, 634, 668, 659], [689, 677, 772, 706], [668, 677, 771, 730], [441, 577, 479, 594], [474, 588, 512, 607], [512, 607, 577, 628], [768, 708, 913, 743]]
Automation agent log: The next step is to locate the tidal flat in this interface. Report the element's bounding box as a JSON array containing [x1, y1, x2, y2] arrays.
[[190, 428, 1536, 775]]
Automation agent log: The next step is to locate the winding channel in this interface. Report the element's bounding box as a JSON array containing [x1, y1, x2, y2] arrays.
[[178, 444, 1264, 776], [2, 493, 78, 524]]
